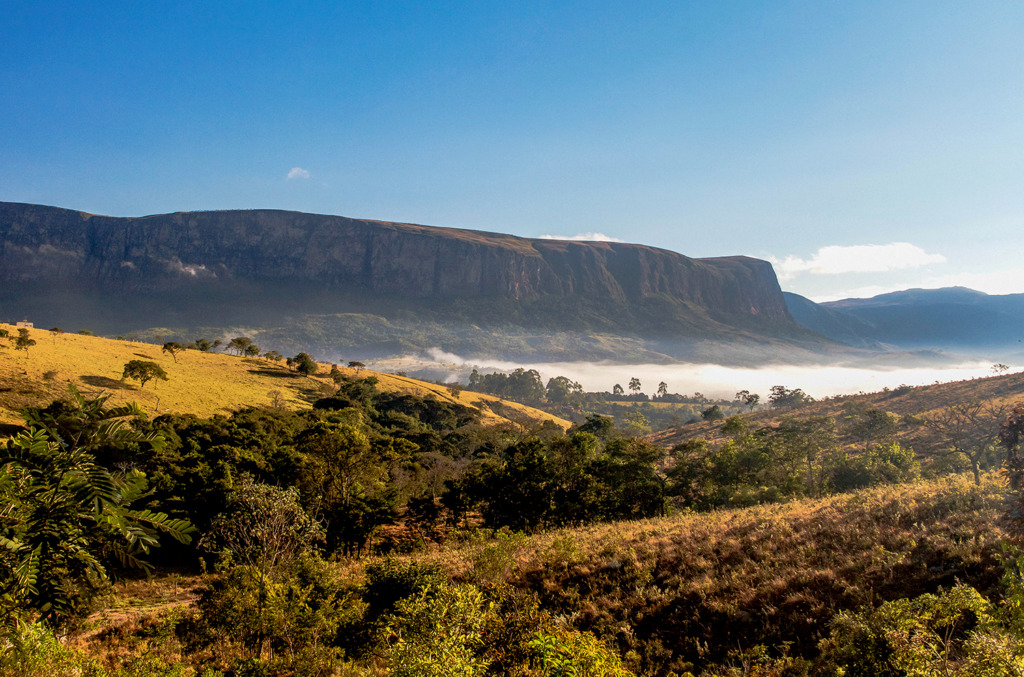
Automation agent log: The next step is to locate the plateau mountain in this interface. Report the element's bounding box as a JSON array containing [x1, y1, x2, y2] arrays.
[[0, 202, 826, 362]]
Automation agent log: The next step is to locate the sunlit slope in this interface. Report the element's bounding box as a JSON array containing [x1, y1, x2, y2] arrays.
[[0, 324, 569, 429], [650, 368, 1024, 450], [418, 474, 1005, 670]]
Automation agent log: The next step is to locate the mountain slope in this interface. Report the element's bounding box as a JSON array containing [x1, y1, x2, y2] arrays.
[[0, 202, 823, 361], [785, 287, 1024, 354]]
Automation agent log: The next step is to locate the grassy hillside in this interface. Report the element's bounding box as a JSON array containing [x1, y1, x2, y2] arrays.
[[650, 369, 1024, 452], [0, 323, 569, 430], [70, 474, 1007, 675], [377, 474, 1008, 674]]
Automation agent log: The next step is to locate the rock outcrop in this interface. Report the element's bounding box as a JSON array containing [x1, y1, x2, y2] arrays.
[[0, 202, 812, 345]]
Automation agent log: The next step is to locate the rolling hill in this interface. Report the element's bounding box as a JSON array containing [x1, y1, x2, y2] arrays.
[[0, 323, 569, 431]]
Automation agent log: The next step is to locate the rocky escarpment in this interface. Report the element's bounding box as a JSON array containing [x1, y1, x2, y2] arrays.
[[0, 202, 814, 346]]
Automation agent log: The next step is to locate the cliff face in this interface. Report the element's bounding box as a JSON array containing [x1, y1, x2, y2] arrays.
[[0, 202, 805, 340]]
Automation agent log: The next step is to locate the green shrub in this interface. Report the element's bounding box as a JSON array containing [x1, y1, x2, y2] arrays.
[[819, 584, 1024, 676], [381, 583, 493, 677], [196, 552, 356, 671]]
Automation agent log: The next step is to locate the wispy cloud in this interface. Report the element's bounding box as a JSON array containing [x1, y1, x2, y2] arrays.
[[286, 167, 310, 180], [770, 243, 945, 280], [538, 232, 623, 242]]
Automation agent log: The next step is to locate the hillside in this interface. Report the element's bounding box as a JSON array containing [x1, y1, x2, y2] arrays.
[[70, 475, 1007, 675], [649, 368, 1024, 453], [0, 202, 829, 363], [0, 323, 569, 430]]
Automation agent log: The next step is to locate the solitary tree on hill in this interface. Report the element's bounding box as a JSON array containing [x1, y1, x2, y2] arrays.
[[628, 377, 642, 395], [14, 328, 36, 357], [612, 384, 624, 396], [162, 342, 186, 363], [657, 381, 668, 398], [122, 360, 169, 389]]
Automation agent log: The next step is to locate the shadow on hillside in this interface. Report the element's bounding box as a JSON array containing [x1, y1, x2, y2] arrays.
[[247, 368, 299, 379], [81, 375, 132, 390], [133, 352, 157, 359]]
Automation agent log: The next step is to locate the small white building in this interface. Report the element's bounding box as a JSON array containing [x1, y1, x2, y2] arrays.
[[15, 320, 33, 328]]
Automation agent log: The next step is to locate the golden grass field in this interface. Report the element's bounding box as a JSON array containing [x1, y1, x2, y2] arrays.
[[0, 323, 569, 430]]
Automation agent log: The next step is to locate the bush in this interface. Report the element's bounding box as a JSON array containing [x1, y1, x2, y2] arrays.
[[819, 584, 1024, 676], [196, 552, 357, 671]]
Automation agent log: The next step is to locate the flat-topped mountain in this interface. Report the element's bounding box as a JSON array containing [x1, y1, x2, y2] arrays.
[[0, 202, 822, 361]]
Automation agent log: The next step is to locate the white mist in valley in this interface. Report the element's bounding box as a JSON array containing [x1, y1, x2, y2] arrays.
[[372, 349, 1007, 400]]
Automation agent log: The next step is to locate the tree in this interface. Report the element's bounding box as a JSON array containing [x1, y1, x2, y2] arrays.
[[199, 478, 327, 661], [296, 422, 399, 555], [264, 350, 283, 362], [1000, 402, 1024, 535], [735, 390, 760, 411], [612, 384, 624, 396], [121, 360, 168, 389], [628, 377, 642, 395], [545, 376, 582, 406], [290, 352, 318, 377], [192, 338, 215, 352], [161, 341, 185, 363], [227, 336, 253, 355], [927, 400, 1009, 485], [14, 328, 36, 356], [244, 343, 261, 357], [657, 381, 668, 398], [993, 363, 1011, 375], [844, 405, 900, 452], [701, 405, 725, 422], [769, 385, 812, 409], [0, 388, 193, 627], [348, 361, 365, 372], [202, 477, 323, 581]]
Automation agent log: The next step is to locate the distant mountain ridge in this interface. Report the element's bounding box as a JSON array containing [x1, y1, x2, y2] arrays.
[[0, 202, 822, 361], [785, 287, 1024, 356]]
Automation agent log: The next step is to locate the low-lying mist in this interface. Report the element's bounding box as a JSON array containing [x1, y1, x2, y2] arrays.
[[370, 349, 1007, 400]]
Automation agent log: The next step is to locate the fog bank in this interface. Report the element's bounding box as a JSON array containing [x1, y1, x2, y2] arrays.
[[370, 350, 1007, 400]]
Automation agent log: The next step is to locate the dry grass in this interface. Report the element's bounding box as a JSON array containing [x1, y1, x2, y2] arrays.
[[650, 370, 1024, 452], [402, 474, 1009, 673], [0, 323, 568, 429], [71, 474, 1008, 674]]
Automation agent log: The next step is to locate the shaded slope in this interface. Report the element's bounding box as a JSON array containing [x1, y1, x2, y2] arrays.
[[0, 203, 821, 359]]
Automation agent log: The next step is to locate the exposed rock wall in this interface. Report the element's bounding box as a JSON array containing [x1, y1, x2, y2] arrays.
[[0, 202, 802, 337]]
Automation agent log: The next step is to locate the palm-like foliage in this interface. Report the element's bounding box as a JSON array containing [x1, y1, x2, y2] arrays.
[[0, 387, 194, 628]]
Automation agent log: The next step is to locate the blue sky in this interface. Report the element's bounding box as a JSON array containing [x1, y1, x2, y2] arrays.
[[2, 1, 1021, 301]]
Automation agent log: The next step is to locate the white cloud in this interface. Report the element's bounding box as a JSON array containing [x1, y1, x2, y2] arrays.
[[286, 167, 310, 180], [770, 243, 946, 280], [538, 232, 623, 242], [803, 267, 1024, 303]]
